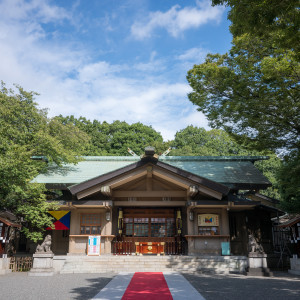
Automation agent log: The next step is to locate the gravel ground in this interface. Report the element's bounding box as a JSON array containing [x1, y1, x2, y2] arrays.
[[0, 271, 299, 300]]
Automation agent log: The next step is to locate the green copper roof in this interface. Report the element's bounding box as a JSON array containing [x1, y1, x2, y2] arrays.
[[32, 156, 270, 188], [165, 160, 269, 186], [33, 157, 139, 184]]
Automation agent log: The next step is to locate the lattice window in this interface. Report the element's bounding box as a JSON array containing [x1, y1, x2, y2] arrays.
[[123, 217, 175, 237], [151, 218, 166, 237], [134, 218, 149, 237], [166, 218, 175, 237], [80, 214, 101, 235], [124, 218, 134, 236]]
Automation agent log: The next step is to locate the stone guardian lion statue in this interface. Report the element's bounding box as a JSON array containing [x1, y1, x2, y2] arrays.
[[36, 234, 53, 253], [248, 234, 264, 254]]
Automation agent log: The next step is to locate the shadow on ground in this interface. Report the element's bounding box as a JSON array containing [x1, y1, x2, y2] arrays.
[[70, 275, 114, 300]]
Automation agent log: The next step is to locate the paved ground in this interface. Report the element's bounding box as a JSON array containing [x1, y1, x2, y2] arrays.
[[0, 273, 114, 300], [0, 271, 299, 300], [184, 272, 300, 300]]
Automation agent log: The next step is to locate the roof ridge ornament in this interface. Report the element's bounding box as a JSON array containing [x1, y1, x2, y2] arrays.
[[144, 146, 155, 156], [160, 147, 172, 157], [127, 148, 138, 157], [141, 146, 159, 162]]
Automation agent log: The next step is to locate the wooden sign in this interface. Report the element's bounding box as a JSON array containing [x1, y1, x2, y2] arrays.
[[198, 214, 219, 226], [87, 236, 101, 256]]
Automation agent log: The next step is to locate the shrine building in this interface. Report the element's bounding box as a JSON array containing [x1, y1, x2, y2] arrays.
[[32, 147, 280, 257]]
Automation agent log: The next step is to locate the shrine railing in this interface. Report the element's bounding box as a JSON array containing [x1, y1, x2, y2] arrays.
[[111, 238, 187, 255], [165, 240, 187, 255], [112, 240, 135, 255]]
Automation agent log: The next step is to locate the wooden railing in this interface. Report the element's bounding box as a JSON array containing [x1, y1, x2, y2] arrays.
[[112, 239, 187, 255], [165, 240, 187, 255], [9, 256, 33, 272], [112, 241, 135, 255]]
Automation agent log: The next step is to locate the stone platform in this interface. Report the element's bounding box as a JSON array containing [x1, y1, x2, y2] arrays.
[[247, 253, 273, 277], [0, 257, 11, 275], [289, 256, 300, 276], [28, 253, 55, 276]]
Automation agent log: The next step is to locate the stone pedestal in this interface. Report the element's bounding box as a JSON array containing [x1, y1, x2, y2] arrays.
[[0, 257, 12, 275], [28, 253, 55, 276], [247, 253, 273, 276], [288, 256, 300, 276]]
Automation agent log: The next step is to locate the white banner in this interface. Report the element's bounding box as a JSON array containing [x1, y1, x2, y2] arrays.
[[87, 236, 101, 256]]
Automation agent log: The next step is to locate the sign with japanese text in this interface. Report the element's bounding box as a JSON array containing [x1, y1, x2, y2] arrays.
[[87, 236, 101, 256], [198, 214, 219, 226]]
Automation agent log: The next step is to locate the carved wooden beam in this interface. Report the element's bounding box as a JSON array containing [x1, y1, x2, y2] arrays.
[[110, 170, 147, 189], [77, 186, 101, 199], [147, 166, 153, 178], [113, 190, 186, 197], [188, 186, 198, 197], [100, 186, 111, 196], [146, 166, 153, 191]]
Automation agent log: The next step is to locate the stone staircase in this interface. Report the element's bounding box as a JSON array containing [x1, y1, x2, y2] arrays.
[[59, 255, 247, 274]]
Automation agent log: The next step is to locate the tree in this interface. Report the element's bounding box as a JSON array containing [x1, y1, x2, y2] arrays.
[[187, 35, 299, 152], [277, 152, 300, 213], [188, 0, 299, 152], [55, 116, 167, 156], [212, 0, 299, 54], [187, 1, 299, 211], [172, 125, 250, 156], [0, 82, 89, 241]]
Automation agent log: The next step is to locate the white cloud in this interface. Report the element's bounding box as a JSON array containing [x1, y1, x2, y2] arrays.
[[78, 61, 126, 82], [175, 47, 209, 71], [0, 0, 71, 23], [176, 47, 208, 62], [0, 0, 210, 141], [131, 0, 224, 39]]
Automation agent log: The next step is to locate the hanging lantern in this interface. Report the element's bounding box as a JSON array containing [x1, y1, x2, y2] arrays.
[[118, 209, 123, 235], [176, 209, 182, 235], [189, 210, 194, 221]]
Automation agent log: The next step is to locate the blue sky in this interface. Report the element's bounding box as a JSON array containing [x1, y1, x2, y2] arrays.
[[0, 0, 232, 140]]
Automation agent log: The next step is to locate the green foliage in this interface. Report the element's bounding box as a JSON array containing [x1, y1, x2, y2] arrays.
[[189, 1, 300, 152], [212, 0, 299, 55], [277, 152, 300, 213], [0, 82, 89, 242], [187, 35, 299, 152], [171, 125, 251, 156], [187, 1, 299, 211], [55, 115, 167, 156], [254, 154, 282, 200]]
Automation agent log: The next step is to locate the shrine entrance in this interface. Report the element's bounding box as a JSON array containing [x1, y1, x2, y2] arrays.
[[114, 208, 184, 255]]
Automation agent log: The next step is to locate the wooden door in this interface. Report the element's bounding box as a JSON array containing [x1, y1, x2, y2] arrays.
[[122, 208, 176, 254], [229, 212, 248, 255]]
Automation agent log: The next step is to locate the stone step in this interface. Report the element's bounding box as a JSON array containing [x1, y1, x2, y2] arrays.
[[59, 255, 248, 274]]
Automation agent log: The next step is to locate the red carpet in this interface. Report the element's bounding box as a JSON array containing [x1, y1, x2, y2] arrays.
[[122, 272, 173, 300]]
